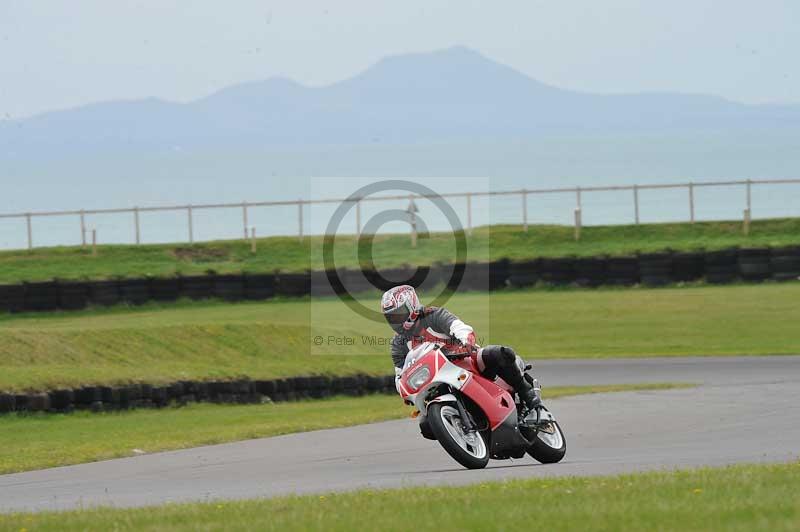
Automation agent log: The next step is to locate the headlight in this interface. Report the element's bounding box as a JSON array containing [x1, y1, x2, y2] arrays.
[[407, 366, 432, 389]]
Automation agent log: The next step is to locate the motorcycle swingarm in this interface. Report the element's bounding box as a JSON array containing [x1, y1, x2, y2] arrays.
[[520, 407, 555, 431]]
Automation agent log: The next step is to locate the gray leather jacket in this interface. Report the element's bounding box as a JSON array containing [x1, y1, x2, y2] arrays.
[[390, 306, 474, 369]]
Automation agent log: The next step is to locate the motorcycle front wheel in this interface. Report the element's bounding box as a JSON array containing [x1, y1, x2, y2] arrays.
[[427, 402, 490, 469]]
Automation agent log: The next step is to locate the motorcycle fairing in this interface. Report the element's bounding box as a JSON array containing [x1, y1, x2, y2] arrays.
[[458, 372, 516, 430], [489, 410, 531, 459]]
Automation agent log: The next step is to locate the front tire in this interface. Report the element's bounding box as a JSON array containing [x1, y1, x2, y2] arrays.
[[527, 420, 566, 464], [427, 402, 489, 469]]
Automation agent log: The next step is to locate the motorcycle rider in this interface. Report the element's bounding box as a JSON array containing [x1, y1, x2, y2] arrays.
[[381, 285, 540, 411]]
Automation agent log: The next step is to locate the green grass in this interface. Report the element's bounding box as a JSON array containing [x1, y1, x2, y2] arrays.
[[0, 383, 683, 474], [2, 461, 798, 530], [2, 218, 799, 283], [1, 283, 798, 392]]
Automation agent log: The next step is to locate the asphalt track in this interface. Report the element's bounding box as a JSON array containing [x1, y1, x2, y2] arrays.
[[1, 355, 799, 513]]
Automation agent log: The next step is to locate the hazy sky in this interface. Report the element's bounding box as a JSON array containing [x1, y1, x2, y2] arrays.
[[1, 1, 797, 119]]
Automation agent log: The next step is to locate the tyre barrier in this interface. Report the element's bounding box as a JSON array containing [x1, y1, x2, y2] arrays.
[[0, 284, 25, 313], [149, 278, 181, 302], [770, 246, 800, 282], [507, 259, 540, 288], [2, 246, 800, 314], [214, 275, 245, 301], [276, 272, 311, 297], [605, 257, 640, 286], [672, 252, 705, 282], [738, 248, 772, 282], [118, 279, 150, 305], [181, 275, 215, 300], [539, 258, 575, 285], [89, 280, 121, 306], [24, 281, 60, 311], [58, 281, 90, 310], [455, 261, 509, 291], [573, 257, 607, 287], [639, 252, 673, 287], [705, 248, 739, 284], [0, 374, 398, 416], [244, 274, 276, 300]]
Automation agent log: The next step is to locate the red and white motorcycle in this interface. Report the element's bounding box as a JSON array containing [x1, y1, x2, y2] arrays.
[[397, 341, 566, 469]]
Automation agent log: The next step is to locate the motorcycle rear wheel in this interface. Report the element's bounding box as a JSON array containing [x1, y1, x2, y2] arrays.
[[427, 403, 490, 469], [527, 420, 566, 464]]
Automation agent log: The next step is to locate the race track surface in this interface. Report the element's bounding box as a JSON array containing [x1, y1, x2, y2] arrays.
[[1, 356, 798, 512]]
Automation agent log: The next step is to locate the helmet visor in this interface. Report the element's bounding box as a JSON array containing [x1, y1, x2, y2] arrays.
[[384, 307, 410, 326]]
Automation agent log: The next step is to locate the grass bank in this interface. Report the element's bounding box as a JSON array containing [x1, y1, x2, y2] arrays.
[[2, 218, 799, 283], [3, 461, 797, 530], [0, 384, 685, 474], [1, 283, 797, 392]]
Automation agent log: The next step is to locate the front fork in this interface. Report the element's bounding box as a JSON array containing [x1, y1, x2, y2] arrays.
[[453, 394, 476, 432]]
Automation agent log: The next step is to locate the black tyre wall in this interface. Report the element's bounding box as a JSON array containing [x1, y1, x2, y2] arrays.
[[705, 248, 739, 284], [150, 278, 181, 302], [58, 282, 90, 310], [672, 252, 705, 281], [244, 274, 276, 300], [738, 248, 771, 282], [606, 257, 639, 285], [573, 257, 607, 287], [119, 279, 151, 305], [507, 260, 540, 288], [24, 282, 60, 311], [0, 284, 26, 313]]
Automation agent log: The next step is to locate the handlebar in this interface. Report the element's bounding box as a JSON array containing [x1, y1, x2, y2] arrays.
[[441, 342, 480, 360]]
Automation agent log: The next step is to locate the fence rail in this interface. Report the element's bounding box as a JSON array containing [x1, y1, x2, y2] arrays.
[[2, 178, 799, 250]]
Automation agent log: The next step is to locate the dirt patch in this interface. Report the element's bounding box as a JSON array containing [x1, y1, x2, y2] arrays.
[[172, 247, 230, 263]]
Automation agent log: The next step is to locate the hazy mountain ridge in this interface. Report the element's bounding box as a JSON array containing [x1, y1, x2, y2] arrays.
[[2, 46, 799, 158]]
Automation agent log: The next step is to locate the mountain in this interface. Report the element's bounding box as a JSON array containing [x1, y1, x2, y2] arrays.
[[2, 46, 799, 159]]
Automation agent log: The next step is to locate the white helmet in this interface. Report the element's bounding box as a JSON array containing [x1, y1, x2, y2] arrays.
[[381, 285, 421, 334]]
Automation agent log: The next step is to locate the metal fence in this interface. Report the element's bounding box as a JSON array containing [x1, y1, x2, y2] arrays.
[[1, 178, 799, 250]]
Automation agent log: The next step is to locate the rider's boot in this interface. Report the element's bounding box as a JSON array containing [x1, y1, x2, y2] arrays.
[[493, 348, 541, 411], [482, 345, 542, 413], [518, 384, 541, 411]]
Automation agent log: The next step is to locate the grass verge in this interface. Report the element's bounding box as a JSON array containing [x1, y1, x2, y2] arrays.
[[2, 461, 797, 530], [1, 218, 799, 283], [1, 283, 797, 392], [0, 383, 688, 474]]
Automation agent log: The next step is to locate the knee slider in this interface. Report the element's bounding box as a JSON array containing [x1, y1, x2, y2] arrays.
[[498, 346, 517, 366]]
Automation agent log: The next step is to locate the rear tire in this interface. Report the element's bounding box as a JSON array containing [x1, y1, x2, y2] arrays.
[[427, 402, 489, 470], [527, 421, 567, 464]]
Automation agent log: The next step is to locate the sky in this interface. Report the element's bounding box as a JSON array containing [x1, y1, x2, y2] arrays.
[[0, 0, 798, 119]]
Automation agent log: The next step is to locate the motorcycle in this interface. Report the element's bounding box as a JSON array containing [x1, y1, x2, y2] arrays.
[[397, 341, 566, 469]]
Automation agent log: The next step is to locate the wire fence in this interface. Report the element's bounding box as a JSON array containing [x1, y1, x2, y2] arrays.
[[1, 178, 799, 250]]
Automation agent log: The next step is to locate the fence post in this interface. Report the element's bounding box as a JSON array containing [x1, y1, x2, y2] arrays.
[[356, 198, 361, 236], [688, 182, 695, 224], [746, 179, 752, 215], [25, 213, 32, 250], [242, 202, 249, 240], [743, 208, 751, 236], [80, 210, 86, 247], [633, 185, 640, 225], [576, 187, 582, 210], [134, 207, 141, 245], [408, 194, 418, 248], [91, 229, 97, 256], [187, 205, 194, 244], [522, 189, 528, 232], [574, 208, 582, 241], [250, 226, 257, 253], [466, 193, 473, 235], [297, 200, 304, 241]]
